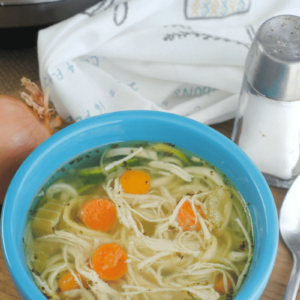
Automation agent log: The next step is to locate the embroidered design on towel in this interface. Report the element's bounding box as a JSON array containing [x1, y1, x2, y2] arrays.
[[82, 0, 115, 17], [163, 25, 250, 49], [114, 2, 129, 26], [82, 0, 128, 26], [184, 0, 251, 20]]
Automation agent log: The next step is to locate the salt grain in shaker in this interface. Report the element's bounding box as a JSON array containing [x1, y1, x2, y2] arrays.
[[232, 15, 300, 188]]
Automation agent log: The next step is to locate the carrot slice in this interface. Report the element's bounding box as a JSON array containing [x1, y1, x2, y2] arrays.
[[92, 243, 128, 280], [121, 170, 150, 194], [58, 271, 88, 293], [177, 200, 205, 231], [80, 198, 117, 232], [214, 275, 233, 295]]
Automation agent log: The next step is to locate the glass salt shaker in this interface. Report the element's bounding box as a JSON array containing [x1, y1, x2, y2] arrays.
[[232, 15, 300, 188]]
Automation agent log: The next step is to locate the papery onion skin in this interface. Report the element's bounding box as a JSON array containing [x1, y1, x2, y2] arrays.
[[0, 95, 51, 204]]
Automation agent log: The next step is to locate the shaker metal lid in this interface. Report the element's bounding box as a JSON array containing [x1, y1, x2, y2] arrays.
[[245, 15, 300, 101]]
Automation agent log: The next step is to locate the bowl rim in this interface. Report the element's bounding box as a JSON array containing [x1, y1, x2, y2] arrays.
[[1, 110, 278, 300]]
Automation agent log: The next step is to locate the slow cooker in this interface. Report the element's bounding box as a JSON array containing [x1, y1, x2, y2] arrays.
[[0, 0, 102, 28], [0, 0, 102, 49]]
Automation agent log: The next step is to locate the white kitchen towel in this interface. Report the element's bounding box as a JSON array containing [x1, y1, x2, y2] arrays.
[[38, 0, 300, 125]]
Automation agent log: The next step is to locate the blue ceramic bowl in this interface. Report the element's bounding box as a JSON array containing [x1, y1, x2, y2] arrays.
[[1, 111, 278, 300]]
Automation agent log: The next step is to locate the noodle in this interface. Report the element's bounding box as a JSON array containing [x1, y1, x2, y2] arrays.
[[24, 141, 254, 300]]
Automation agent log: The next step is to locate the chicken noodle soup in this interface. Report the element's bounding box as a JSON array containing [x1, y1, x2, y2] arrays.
[[24, 142, 254, 300]]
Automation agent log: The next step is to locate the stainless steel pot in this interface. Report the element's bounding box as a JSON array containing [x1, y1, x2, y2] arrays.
[[0, 0, 102, 28]]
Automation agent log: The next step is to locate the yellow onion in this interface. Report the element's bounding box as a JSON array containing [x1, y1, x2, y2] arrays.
[[0, 78, 61, 204]]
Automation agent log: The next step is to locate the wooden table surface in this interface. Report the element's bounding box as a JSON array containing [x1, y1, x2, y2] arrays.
[[0, 101, 297, 299]]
